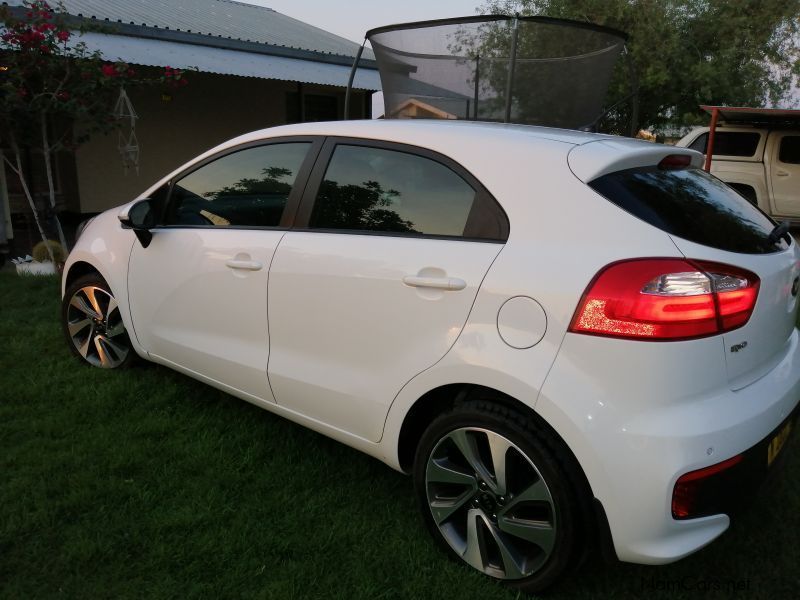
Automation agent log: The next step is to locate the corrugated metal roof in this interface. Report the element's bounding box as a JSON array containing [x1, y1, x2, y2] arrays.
[[4, 0, 371, 59], [79, 31, 381, 89]]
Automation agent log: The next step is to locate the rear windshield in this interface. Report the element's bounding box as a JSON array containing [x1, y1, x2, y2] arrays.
[[589, 167, 788, 254]]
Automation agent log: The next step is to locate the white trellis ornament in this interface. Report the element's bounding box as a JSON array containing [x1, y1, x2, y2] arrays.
[[113, 87, 140, 174]]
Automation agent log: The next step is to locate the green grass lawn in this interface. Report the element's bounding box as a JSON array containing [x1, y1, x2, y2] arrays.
[[1, 271, 799, 599]]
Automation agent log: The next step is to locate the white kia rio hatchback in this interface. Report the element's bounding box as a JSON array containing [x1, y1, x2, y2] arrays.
[[61, 120, 800, 592]]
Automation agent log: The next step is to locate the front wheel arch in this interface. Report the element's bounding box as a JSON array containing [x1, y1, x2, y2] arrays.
[[63, 260, 102, 294], [61, 272, 136, 369]]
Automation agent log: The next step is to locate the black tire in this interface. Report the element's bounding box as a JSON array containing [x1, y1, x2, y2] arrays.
[[413, 393, 586, 594], [61, 272, 136, 369]]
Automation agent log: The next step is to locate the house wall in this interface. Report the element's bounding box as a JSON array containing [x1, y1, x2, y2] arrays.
[[75, 71, 369, 213]]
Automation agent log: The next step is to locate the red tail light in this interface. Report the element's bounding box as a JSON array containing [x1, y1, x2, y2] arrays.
[[569, 259, 759, 340]]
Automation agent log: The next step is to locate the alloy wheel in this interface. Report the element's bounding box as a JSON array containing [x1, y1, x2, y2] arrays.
[[66, 285, 130, 368], [425, 427, 557, 580]]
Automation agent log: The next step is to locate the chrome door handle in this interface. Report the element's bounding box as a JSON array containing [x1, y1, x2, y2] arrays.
[[402, 275, 466, 291], [226, 259, 263, 271]]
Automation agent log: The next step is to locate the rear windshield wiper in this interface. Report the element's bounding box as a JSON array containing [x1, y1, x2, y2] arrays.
[[767, 221, 792, 246]]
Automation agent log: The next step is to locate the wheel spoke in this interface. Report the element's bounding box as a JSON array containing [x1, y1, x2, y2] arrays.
[[430, 489, 474, 525], [78, 324, 94, 357], [427, 458, 477, 486], [486, 524, 526, 579], [94, 335, 111, 367], [498, 478, 556, 554], [497, 516, 555, 555], [95, 335, 128, 366], [106, 320, 126, 338], [462, 509, 488, 572], [449, 429, 493, 484], [70, 294, 101, 320], [84, 287, 104, 320], [504, 479, 551, 511], [107, 296, 119, 318], [427, 458, 477, 525], [487, 434, 513, 495], [97, 334, 127, 359], [68, 318, 92, 337]]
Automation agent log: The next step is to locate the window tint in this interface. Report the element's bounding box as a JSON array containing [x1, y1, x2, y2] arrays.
[[166, 143, 310, 227], [590, 167, 787, 254], [778, 136, 800, 164], [687, 132, 761, 157], [310, 145, 479, 237]]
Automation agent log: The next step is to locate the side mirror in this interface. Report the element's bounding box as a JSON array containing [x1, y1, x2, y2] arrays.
[[118, 199, 154, 248]]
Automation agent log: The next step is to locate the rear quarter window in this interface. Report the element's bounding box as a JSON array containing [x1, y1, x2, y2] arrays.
[[589, 167, 787, 254]]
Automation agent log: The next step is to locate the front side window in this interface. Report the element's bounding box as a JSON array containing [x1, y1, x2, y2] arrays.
[[309, 145, 479, 237], [165, 143, 310, 227]]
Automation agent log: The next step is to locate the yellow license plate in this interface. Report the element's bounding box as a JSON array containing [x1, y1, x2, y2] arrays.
[[767, 419, 793, 467]]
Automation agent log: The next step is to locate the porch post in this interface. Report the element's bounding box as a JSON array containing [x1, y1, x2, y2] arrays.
[[0, 150, 12, 248]]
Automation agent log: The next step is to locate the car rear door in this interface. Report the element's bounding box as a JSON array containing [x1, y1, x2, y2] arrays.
[[127, 138, 321, 402], [266, 138, 509, 442]]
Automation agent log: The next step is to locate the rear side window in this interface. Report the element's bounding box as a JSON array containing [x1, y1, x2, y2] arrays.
[[688, 132, 761, 157], [778, 136, 800, 164], [589, 167, 787, 254], [309, 144, 507, 240]]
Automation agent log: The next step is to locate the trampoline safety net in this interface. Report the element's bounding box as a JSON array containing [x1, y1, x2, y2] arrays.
[[366, 16, 627, 129]]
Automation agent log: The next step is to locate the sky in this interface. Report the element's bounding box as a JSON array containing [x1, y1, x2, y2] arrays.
[[239, 0, 484, 44]]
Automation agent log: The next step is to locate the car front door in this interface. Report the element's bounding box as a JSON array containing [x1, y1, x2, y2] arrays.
[[127, 138, 320, 402], [267, 139, 509, 441]]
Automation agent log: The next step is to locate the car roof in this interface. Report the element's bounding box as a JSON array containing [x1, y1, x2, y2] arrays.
[[228, 119, 615, 148]]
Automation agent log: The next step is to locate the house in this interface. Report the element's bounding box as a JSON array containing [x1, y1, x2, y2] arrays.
[[0, 0, 380, 255]]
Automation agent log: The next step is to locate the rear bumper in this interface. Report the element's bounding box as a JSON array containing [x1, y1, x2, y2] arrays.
[[672, 406, 798, 521], [536, 328, 800, 565]]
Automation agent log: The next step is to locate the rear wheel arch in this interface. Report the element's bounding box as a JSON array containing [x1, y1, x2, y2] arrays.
[[398, 385, 594, 497], [406, 385, 610, 589], [397, 384, 610, 546]]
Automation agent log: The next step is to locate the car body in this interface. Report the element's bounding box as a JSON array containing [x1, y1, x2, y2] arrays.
[[676, 124, 800, 222], [61, 119, 800, 592]]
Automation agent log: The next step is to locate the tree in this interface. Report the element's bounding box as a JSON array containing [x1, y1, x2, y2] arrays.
[[313, 179, 417, 233], [481, 0, 800, 134], [0, 1, 188, 260]]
